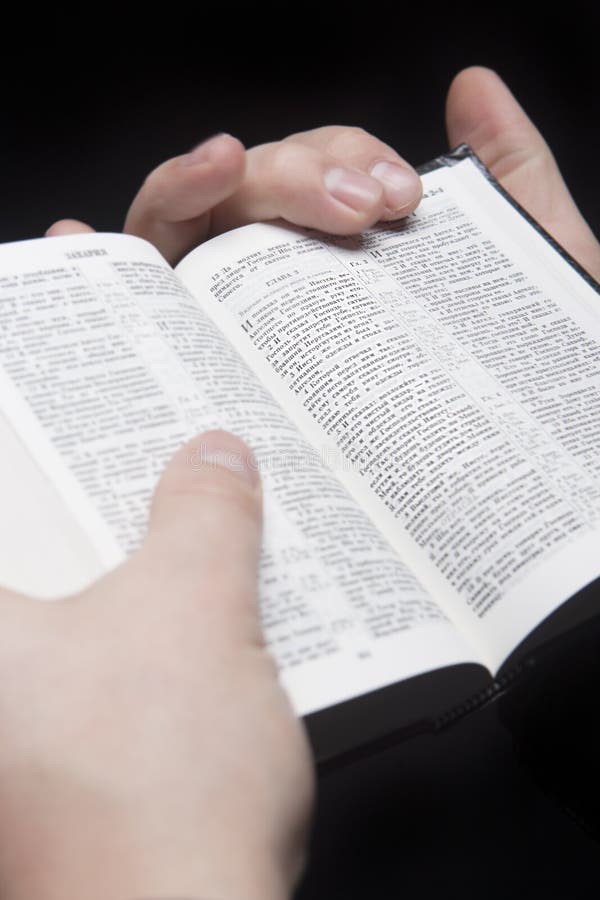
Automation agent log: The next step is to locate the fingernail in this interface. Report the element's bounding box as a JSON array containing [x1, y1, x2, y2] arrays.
[[369, 161, 420, 211], [182, 133, 231, 167], [324, 167, 383, 212], [190, 430, 259, 487]]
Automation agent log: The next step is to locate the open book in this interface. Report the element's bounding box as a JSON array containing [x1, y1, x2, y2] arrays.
[[1, 147, 599, 765]]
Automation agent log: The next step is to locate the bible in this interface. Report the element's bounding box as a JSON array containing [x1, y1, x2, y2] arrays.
[[1, 146, 599, 767]]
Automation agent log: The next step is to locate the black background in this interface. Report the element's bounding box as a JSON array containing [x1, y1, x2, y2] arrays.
[[2, 9, 598, 243], [3, 6, 600, 897]]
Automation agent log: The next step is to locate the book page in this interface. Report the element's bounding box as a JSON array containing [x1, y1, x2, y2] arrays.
[[0, 232, 474, 716], [176, 157, 600, 671], [0, 408, 103, 596]]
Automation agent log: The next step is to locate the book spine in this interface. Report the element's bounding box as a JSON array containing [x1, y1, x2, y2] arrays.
[[432, 659, 535, 733], [316, 660, 536, 775]]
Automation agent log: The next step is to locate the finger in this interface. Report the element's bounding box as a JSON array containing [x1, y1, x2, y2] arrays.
[[446, 66, 600, 277], [140, 430, 263, 640], [287, 125, 422, 217], [286, 125, 422, 209], [45, 219, 96, 236], [124, 133, 246, 264], [211, 129, 422, 235], [445, 66, 553, 188]]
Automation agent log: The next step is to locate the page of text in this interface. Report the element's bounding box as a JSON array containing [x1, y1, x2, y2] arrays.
[[0, 233, 474, 714], [177, 158, 600, 669]]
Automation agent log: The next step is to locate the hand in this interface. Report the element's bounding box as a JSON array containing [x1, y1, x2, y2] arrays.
[[120, 131, 422, 264], [46, 129, 423, 265], [446, 66, 600, 281], [46, 67, 599, 283], [0, 430, 313, 900], [33, 72, 599, 897]]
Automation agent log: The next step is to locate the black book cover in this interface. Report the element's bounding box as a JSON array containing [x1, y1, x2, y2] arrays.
[[305, 147, 600, 774]]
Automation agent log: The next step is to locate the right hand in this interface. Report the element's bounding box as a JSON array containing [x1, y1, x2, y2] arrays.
[[119, 66, 600, 281], [119, 130, 422, 264], [47, 68, 599, 284], [445, 66, 600, 282], [47, 128, 423, 265]]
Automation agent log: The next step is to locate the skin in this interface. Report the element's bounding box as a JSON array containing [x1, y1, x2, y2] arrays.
[[0, 431, 311, 900], [1, 66, 596, 899]]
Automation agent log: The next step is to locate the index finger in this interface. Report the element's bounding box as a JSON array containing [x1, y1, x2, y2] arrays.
[[285, 125, 422, 216]]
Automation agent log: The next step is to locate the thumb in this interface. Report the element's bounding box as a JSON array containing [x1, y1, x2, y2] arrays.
[[445, 65, 551, 183], [445, 66, 600, 278], [140, 429, 263, 637], [0, 431, 263, 664]]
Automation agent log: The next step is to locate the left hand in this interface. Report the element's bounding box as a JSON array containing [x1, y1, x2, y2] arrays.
[[47, 129, 423, 264], [0, 430, 314, 900]]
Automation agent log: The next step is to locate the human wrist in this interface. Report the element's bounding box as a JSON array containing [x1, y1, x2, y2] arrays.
[[2, 840, 295, 900], [0, 794, 297, 900]]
